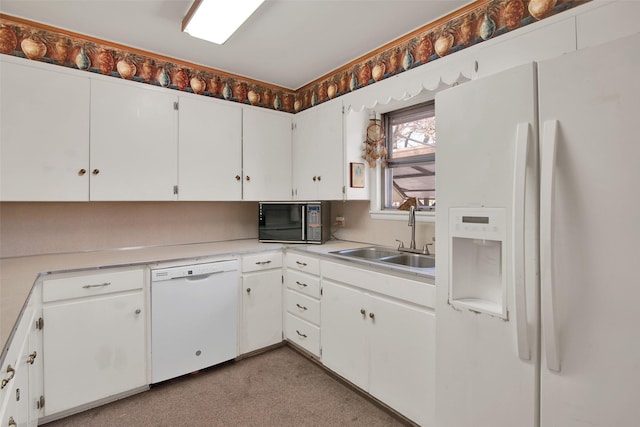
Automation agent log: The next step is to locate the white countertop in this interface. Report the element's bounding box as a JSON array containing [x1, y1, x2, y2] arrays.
[[1, 238, 435, 353]]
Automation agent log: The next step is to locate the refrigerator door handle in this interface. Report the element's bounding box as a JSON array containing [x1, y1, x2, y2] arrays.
[[540, 119, 561, 372], [512, 122, 531, 361]]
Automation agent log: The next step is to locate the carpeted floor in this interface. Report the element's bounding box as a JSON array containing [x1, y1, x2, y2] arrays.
[[43, 345, 410, 426]]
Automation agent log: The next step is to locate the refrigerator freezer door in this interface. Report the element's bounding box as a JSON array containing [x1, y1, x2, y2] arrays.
[[538, 33, 640, 427], [435, 63, 539, 427]]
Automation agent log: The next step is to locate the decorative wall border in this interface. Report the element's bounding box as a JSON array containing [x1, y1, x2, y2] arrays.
[[0, 0, 589, 114]]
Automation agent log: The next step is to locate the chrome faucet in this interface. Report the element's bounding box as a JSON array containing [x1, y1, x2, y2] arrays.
[[408, 205, 417, 250], [396, 205, 433, 255]]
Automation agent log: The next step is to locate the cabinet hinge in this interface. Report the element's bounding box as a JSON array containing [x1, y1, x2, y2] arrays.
[[320, 287, 323, 296], [35, 317, 44, 330], [36, 395, 45, 410], [173, 185, 179, 195], [291, 123, 295, 131], [173, 101, 179, 111], [342, 185, 346, 194], [342, 106, 345, 114], [281, 275, 284, 284], [320, 347, 323, 356]]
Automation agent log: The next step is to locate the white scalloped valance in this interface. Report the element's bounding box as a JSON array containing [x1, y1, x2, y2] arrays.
[[343, 49, 474, 113]]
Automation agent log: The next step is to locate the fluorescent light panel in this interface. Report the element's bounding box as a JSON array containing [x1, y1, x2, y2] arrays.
[[183, 0, 264, 45]]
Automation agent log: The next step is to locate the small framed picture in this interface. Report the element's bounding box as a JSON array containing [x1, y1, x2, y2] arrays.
[[350, 162, 365, 188]]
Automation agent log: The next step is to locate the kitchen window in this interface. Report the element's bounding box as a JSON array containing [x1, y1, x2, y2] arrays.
[[382, 101, 436, 210]]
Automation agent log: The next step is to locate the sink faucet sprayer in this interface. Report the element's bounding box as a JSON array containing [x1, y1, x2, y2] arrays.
[[396, 205, 432, 255], [408, 205, 417, 250]]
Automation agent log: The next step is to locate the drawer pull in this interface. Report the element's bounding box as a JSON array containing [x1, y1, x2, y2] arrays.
[[296, 330, 307, 338], [27, 351, 37, 365], [296, 281, 308, 288], [369, 312, 375, 320], [360, 308, 366, 316], [1, 365, 15, 389], [295, 261, 308, 267], [8, 416, 16, 427], [255, 260, 272, 265], [82, 282, 111, 289], [295, 303, 308, 311]]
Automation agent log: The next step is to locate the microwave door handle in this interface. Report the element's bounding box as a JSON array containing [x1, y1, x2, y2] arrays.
[[301, 205, 307, 241]]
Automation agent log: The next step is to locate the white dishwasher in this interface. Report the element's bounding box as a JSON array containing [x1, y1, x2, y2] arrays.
[[151, 259, 239, 383]]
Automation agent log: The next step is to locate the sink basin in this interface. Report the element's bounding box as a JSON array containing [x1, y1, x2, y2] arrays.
[[379, 253, 435, 269], [330, 247, 399, 259], [330, 246, 435, 270]]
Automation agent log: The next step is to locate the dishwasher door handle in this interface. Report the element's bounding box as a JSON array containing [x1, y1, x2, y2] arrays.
[[175, 271, 227, 281]]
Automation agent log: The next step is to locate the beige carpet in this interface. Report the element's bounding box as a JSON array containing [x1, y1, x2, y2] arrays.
[[43, 345, 410, 426]]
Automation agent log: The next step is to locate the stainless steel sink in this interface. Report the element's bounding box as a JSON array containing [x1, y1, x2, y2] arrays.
[[330, 247, 399, 259], [378, 253, 435, 269], [330, 246, 435, 270]]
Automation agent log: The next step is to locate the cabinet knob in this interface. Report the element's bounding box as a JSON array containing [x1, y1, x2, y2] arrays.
[[235, 175, 241, 181], [92, 169, 100, 175], [246, 288, 251, 294], [360, 308, 366, 316], [317, 176, 321, 182], [78, 169, 87, 176], [27, 351, 37, 365], [8, 416, 16, 427], [135, 309, 141, 315], [312, 176, 317, 182], [246, 176, 251, 181], [369, 312, 375, 320]]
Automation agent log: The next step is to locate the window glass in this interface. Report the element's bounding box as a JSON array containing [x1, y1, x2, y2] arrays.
[[383, 101, 436, 210]]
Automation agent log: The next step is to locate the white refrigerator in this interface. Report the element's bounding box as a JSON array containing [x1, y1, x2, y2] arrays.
[[435, 32, 640, 427]]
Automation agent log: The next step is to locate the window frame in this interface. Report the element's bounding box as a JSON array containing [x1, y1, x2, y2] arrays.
[[368, 100, 436, 222]]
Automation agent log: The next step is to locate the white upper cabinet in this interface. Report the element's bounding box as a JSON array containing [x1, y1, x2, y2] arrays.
[[177, 94, 242, 201], [292, 99, 344, 200], [90, 78, 178, 201], [1, 58, 90, 201], [242, 107, 292, 201]]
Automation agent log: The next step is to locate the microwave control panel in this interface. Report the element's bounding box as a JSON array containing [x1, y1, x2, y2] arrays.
[[307, 204, 322, 241]]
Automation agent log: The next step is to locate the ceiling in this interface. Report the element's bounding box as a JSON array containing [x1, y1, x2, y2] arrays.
[[0, 0, 470, 90]]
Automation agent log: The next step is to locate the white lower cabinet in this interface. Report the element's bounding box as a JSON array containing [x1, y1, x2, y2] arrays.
[[321, 261, 435, 426], [41, 268, 147, 418], [240, 252, 284, 355]]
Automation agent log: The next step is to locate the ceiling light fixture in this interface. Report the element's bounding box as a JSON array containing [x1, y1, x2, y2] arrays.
[[182, 0, 264, 45]]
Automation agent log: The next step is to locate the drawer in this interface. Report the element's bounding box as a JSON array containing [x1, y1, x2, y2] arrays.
[[285, 253, 320, 275], [286, 289, 320, 325], [286, 314, 320, 357], [43, 268, 144, 302], [241, 251, 283, 273], [286, 269, 320, 298]]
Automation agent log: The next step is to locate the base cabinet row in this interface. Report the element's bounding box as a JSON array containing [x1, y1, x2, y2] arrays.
[[1, 250, 435, 426]]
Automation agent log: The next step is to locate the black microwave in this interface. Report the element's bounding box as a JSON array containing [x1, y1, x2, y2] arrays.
[[258, 202, 330, 244]]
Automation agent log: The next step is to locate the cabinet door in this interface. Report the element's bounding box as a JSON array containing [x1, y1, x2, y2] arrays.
[[368, 295, 435, 427], [242, 108, 292, 201], [90, 79, 177, 201], [320, 280, 368, 389], [313, 100, 344, 200], [42, 292, 146, 416], [291, 108, 317, 200], [292, 100, 344, 200], [240, 269, 283, 354], [1, 60, 90, 201], [178, 95, 242, 200]]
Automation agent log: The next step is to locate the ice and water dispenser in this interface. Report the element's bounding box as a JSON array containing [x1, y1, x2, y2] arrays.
[[449, 207, 507, 319]]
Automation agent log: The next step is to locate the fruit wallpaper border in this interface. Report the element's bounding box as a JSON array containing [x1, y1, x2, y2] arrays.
[[0, 0, 589, 114]]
